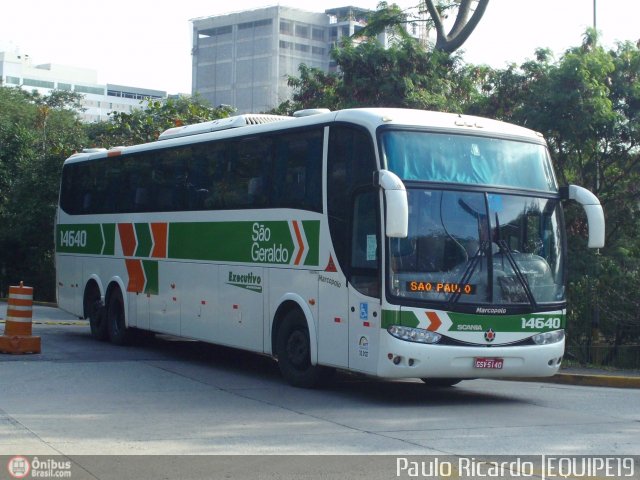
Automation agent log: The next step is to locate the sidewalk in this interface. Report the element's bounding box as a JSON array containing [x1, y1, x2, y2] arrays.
[[533, 365, 640, 389]]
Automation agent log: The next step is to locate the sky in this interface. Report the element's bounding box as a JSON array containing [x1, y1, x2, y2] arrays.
[[0, 0, 638, 94]]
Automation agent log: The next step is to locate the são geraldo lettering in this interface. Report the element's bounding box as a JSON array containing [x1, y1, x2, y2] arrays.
[[251, 222, 289, 263]]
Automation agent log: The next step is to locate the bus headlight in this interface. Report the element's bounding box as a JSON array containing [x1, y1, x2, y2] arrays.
[[387, 325, 441, 344], [532, 330, 565, 345]]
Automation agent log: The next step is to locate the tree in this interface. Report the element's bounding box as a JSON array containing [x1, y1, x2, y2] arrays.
[[471, 31, 640, 361], [91, 95, 234, 147], [425, 0, 490, 53], [355, 1, 489, 53], [276, 37, 477, 114], [0, 87, 87, 300]]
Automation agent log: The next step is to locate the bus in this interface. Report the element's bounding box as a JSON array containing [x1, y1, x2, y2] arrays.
[[55, 108, 605, 387]]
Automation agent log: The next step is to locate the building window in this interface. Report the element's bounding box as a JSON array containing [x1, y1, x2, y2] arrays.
[[75, 85, 105, 95], [312, 46, 325, 56], [295, 24, 309, 38], [199, 25, 232, 38], [312, 28, 324, 41], [280, 21, 292, 35], [58, 82, 72, 91], [23, 78, 55, 89], [295, 44, 309, 53], [6, 76, 20, 85]]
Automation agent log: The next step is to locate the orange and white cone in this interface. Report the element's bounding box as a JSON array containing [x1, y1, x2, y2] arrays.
[[0, 282, 41, 354]]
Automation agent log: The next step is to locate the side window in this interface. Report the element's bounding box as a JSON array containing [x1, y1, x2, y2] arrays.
[[222, 137, 272, 209], [273, 129, 323, 212], [350, 190, 380, 297], [327, 124, 377, 275]]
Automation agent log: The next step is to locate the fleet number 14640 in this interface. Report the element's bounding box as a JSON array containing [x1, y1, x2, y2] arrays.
[[521, 317, 561, 329], [60, 229, 87, 248]]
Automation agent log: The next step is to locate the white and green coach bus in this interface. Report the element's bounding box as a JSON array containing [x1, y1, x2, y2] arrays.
[[56, 108, 605, 387]]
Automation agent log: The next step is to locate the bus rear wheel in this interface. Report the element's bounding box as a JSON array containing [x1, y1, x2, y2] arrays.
[[106, 288, 132, 346], [276, 310, 329, 388], [420, 378, 462, 387], [84, 287, 108, 341]]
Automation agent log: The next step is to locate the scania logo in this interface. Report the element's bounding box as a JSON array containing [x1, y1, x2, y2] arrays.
[[484, 328, 496, 342]]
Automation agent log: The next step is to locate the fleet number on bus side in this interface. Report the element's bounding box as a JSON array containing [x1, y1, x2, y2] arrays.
[[521, 317, 562, 329], [60, 229, 87, 248]]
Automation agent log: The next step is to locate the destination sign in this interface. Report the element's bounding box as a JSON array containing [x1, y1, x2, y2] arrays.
[[406, 281, 476, 295]]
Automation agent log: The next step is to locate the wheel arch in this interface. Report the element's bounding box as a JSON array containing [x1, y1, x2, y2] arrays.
[[105, 277, 128, 327], [82, 275, 104, 319], [271, 294, 318, 366]]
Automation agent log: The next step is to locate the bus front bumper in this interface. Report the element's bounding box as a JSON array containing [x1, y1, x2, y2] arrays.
[[377, 333, 565, 380]]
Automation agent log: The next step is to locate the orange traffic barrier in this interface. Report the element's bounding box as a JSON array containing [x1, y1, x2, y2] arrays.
[[0, 282, 41, 354]]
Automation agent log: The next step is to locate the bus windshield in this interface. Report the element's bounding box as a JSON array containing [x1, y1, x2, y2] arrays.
[[389, 189, 565, 308], [381, 130, 558, 192]]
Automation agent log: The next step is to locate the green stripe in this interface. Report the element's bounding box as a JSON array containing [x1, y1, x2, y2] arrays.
[[57, 224, 103, 254], [168, 221, 320, 266], [448, 312, 566, 333], [58, 220, 321, 267], [302, 220, 320, 266], [142, 260, 158, 295], [101, 224, 115, 255], [381, 310, 420, 329], [134, 223, 153, 257]]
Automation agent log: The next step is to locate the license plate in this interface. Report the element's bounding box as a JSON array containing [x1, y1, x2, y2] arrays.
[[474, 357, 504, 369]]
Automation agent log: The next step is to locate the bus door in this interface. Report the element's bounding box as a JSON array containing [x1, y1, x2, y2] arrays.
[[317, 268, 349, 368], [347, 190, 381, 374]]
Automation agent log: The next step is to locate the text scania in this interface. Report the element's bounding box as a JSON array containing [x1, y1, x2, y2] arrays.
[[60, 229, 87, 248], [251, 223, 289, 263]]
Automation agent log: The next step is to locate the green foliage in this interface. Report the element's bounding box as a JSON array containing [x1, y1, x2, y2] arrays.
[[0, 87, 87, 300], [471, 30, 640, 356], [278, 37, 477, 113], [92, 95, 234, 147]]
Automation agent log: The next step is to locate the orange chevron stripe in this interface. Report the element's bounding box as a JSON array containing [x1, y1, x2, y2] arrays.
[[118, 223, 137, 257], [426, 311, 442, 331], [150, 223, 168, 258], [292, 221, 305, 266], [125, 259, 145, 293]]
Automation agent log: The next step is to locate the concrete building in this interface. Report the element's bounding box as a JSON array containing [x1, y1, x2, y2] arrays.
[[191, 6, 373, 114], [0, 51, 166, 122]]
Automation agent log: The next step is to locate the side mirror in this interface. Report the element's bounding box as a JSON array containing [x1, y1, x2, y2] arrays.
[[561, 185, 605, 248], [377, 170, 408, 238]]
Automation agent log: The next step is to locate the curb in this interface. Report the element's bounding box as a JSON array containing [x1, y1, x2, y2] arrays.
[[508, 372, 640, 389], [0, 319, 88, 326]]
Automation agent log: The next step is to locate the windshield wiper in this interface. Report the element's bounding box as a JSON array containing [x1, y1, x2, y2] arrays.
[[447, 239, 490, 307], [497, 240, 538, 309]]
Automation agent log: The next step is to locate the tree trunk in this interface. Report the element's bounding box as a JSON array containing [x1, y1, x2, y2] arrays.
[[425, 0, 490, 53]]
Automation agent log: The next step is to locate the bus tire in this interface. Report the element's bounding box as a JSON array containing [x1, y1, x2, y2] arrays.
[[276, 310, 328, 388], [84, 286, 108, 341], [106, 288, 132, 346], [420, 378, 462, 387]]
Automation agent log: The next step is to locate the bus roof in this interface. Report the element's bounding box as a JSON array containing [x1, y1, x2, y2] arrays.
[[64, 108, 545, 165]]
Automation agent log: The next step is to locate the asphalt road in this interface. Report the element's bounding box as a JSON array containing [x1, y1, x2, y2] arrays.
[[1, 304, 639, 478]]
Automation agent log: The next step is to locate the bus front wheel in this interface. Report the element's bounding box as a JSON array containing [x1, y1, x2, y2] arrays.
[[276, 310, 329, 388], [106, 288, 132, 346]]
